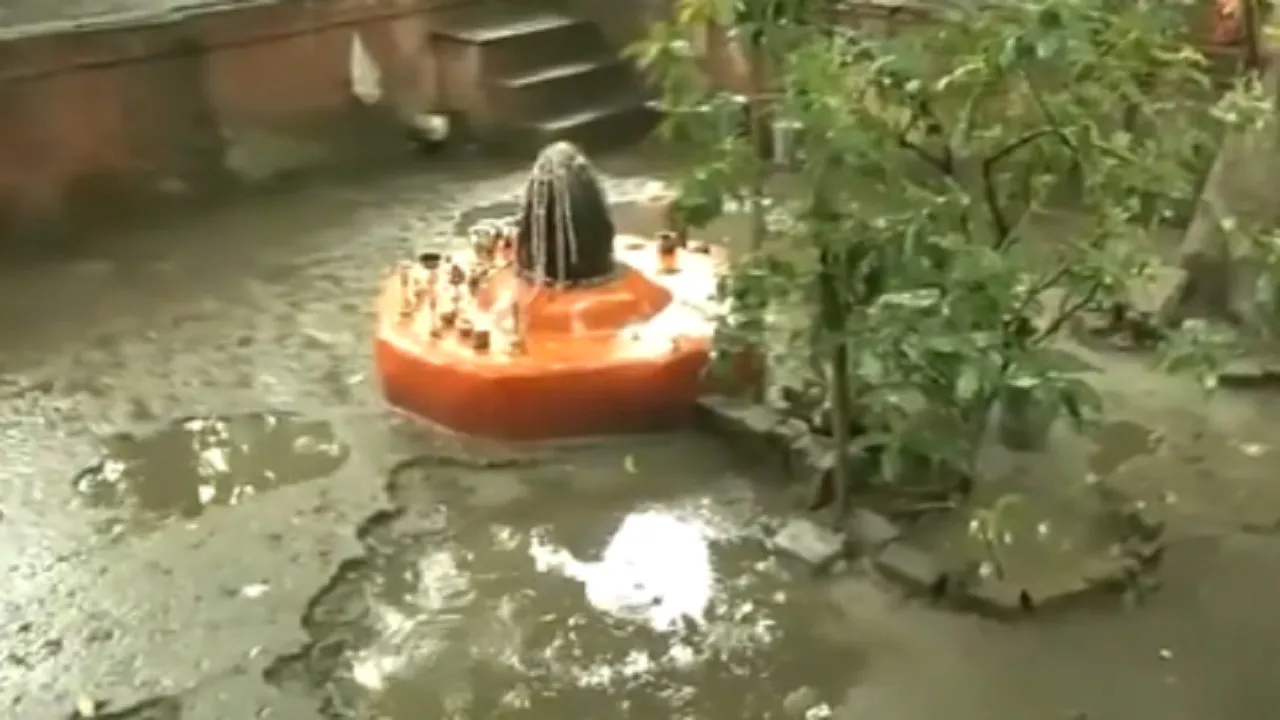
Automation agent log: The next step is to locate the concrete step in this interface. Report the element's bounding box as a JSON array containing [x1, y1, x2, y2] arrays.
[[433, 3, 577, 42], [432, 4, 610, 77], [524, 92, 659, 151], [491, 56, 635, 119], [485, 22, 611, 77]]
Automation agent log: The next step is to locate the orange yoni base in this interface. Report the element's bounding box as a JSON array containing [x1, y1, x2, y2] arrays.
[[374, 234, 722, 441]]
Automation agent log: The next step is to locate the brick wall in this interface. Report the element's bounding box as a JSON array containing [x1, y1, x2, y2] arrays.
[[0, 0, 465, 246]]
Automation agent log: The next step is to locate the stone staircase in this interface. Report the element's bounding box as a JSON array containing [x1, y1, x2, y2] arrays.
[[432, 1, 656, 151]]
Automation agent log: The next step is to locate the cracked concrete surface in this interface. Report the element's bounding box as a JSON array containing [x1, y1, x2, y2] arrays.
[[0, 158, 578, 717], [6, 155, 1280, 719]]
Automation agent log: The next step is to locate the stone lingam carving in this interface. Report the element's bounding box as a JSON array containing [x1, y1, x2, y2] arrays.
[[515, 141, 617, 286]]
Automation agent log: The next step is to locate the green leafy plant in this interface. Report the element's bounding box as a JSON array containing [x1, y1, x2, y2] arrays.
[[968, 494, 1024, 579], [634, 0, 1241, 521]]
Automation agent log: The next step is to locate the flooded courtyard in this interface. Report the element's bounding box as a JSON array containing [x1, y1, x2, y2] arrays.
[[4, 156, 1280, 719], [264, 437, 861, 720]]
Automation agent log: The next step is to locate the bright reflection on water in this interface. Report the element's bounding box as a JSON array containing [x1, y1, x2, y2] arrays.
[[339, 493, 853, 720], [531, 510, 715, 632]]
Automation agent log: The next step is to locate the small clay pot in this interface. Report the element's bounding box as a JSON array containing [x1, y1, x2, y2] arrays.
[[997, 387, 1057, 451], [657, 231, 681, 274], [417, 251, 443, 269]]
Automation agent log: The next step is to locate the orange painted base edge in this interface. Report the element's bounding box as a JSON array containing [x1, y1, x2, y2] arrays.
[[374, 337, 711, 442]]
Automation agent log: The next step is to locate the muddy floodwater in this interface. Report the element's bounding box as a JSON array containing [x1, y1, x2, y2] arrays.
[[74, 412, 350, 530], [4, 156, 1280, 719], [266, 437, 858, 720]]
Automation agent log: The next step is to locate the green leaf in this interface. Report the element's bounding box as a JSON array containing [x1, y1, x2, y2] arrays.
[[1037, 6, 1064, 29], [956, 365, 982, 402], [1006, 374, 1041, 390], [642, 0, 1223, 493]]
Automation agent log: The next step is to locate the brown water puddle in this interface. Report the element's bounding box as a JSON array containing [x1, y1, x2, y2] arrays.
[[363, 512, 845, 718], [287, 437, 860, 720], [1089, 419, 1161, 477], [72, 411, 348, 525]]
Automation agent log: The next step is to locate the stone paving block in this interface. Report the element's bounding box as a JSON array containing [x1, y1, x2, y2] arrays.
[[737, 403, 784, 437], [1217, 358, 1280, 388], [873, 541, 948, 596], [769, 516, 848, 574], [694, 395, 780, 440], [696, 395, 792, 476], [693, 394, 741, 434], [787, 433, 836, 482], [953, 578, 1035, 620], [847, 507, 901, 551], [767, 417, 810, 451], [953, 552, 1142, 621], [1079, 553, 1140, 590]]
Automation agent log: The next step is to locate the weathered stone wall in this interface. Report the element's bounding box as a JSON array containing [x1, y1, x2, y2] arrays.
[[0, 0, 466, 247], [0, 0, 1235, 251], [0, 0, 935, 249], [567, 0, 669, 50]]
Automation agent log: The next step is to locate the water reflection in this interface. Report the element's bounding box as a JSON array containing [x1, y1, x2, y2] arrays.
[[344, 499, 853, 719], [72, 411, 349, 520], [531, 510, 713, 632]]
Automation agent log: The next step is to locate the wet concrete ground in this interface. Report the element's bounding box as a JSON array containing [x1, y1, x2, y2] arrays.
[[4, 156, 1280, 719]]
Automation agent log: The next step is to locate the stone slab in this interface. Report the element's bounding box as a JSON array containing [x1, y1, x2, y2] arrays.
[[767, 416, 810, 452], [847, 507, 901, 550], [695, 395, 790, 469], [1217, 357, 1280, 389], [873, 541, 948, 596], [952, 577, 1036, 620], [769, 516, 848, 574], [953, 559, 1134, 621]]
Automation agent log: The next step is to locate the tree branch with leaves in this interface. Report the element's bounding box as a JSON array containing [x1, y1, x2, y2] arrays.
[[634, 0, 1233, 521]]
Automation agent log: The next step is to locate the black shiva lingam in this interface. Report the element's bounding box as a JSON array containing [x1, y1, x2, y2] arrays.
[[514, 141, 618, 286]]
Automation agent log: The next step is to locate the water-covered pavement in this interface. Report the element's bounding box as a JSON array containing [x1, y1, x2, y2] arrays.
[[5, 156, 1280, 719]]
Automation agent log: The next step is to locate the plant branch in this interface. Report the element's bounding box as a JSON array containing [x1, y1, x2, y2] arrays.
[[1020, 72, 1078, 153], [829, 340, 854, 520], [1016, 263, 1073, 317], [988, 127, 1059, 167], [1034, 279, 1105, 343], [1001, 153, 1044, 251], [981, 127, 1058, 246], [900, 97, 955, 176], [899, 135, 953, 176]]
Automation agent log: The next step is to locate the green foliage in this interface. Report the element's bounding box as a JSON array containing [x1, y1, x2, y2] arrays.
[[1161, 318, 1239, 391], [635, 0, 1237, 492]]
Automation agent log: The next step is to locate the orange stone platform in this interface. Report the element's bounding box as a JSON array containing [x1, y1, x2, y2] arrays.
[[374, 234, 721, 441]]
